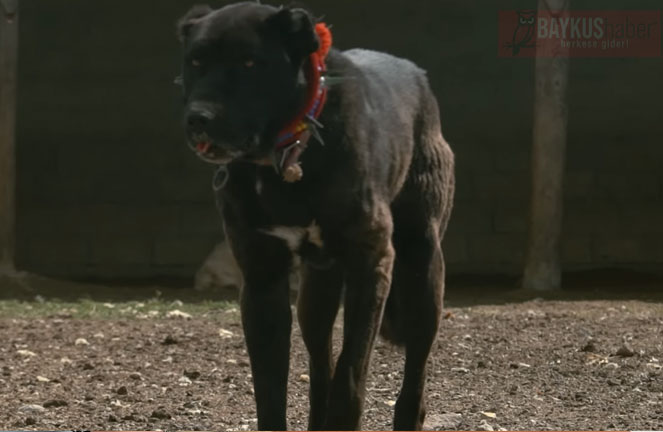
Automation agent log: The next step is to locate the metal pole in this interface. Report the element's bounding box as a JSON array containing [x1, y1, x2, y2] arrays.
[[523, 0, 570, 291], [0, 0, 18, 273]]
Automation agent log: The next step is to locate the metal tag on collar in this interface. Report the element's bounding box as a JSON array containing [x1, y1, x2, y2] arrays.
[[213, 165, 230, 191], [272, 141, 295, 175], [276, 140, 301, 173]]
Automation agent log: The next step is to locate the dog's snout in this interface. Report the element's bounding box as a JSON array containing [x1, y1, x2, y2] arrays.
[[186, 101, 223, 133], [186, 109, 214, 131]]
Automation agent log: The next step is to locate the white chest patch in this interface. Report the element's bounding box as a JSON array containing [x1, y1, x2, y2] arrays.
[[306, 223, 324, 248], [255, 177, 263, 195], [261, 222, 324, 252]]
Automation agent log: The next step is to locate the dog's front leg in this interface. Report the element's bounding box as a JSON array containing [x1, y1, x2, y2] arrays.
[[241, 274, 291, 430], [225, 223, 294, 431], [325, 211, 395, 431]]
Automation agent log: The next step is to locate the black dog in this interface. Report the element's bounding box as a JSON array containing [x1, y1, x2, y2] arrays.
[[177, 2, 454, 430]]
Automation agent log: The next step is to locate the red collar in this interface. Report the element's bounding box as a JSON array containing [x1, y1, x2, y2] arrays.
[[273, 23, 332, 182]]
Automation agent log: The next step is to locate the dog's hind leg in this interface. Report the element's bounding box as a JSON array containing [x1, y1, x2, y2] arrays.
[[390, 220, 445, 431], [297, 262, 344, 430]]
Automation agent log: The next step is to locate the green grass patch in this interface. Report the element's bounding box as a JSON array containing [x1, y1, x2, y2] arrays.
[[0, 298, 235, 319]]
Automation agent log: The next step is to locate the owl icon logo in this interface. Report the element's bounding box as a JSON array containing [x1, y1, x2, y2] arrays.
[[507, 10, 537, 56]]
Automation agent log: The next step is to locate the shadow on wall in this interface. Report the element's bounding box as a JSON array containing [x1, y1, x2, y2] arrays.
[[14, 0, 663, 280]]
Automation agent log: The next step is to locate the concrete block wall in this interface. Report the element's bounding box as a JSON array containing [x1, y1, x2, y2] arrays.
[[14, 0, 663, 279]]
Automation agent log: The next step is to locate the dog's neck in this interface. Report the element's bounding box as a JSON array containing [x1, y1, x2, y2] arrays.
[[254, 54, 328, 181], [250, 23, 333, 181], [250, 58, 314, 166], [277, 58, 314, 137]]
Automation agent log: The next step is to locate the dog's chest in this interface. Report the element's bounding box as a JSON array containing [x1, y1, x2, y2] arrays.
[[224, 165, 335, 267], [251, 171, 333, 267], [250, 170, 314, 227]]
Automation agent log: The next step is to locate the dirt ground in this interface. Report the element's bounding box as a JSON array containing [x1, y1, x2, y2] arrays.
[[1, 276, 662, 431]]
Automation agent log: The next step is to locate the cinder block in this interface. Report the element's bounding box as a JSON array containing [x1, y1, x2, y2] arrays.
[[84, 205, 180, 236], [441, 233, 467, 264], [447, 202, 493, 234], [153, 234, 218, 266], [493, 206, 528, 233], [474, 173, 529, 203], [564, 171, 595, 199], [453, 146, 494, 173], [620, 206, 663, 233], [452, 172, 474, 203], [641, 235, 663, 262], [23, 205, 180, 236], [595, 172, 660, 200], [21, 234, 89, 267], [90, 235, 152, 265], [92, 166, 162, 206], [17, 206, 70, 235], [178, 204, 224, 236], [561, 235, 593, 265], [593, 235, 647, 263], [80, 264, 194, 280], [158, 163, 216, 204], [494, 150, 529, 173], [563, 201, 621, 234], [467, 233, 526, 269]]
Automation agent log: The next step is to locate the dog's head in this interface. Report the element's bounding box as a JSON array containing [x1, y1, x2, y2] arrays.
[[177, 2, 320, 164]]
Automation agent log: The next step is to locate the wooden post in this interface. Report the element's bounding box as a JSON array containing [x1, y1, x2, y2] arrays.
[[523, 0, 570, 291], [0, 0, 18, 273]]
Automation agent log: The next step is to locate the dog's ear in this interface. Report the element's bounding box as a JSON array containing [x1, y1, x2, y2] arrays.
[[177, 5, 213, 42], [266, 8, 319, 62]]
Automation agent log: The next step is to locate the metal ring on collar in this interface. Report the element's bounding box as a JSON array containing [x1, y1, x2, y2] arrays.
[[213, 165, 230, 191]]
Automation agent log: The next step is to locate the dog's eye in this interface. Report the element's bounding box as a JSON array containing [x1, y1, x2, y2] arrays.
[[244, 60, 255, 68], [192, 59, 202, 67]]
